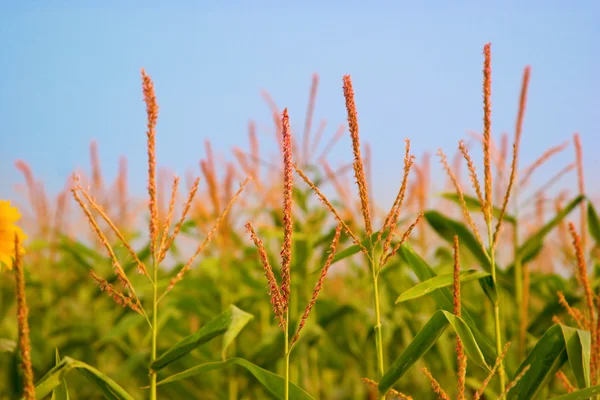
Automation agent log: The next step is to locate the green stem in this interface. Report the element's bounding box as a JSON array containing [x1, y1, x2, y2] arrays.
[[489, 224, 506, 393], [371, 251, 386, 400], [514, 221, 524, 359], [284, 314, 290, 400], [512, 185, 524, 361], [228, 342, 237, 400], [150, 259, 158, 400]]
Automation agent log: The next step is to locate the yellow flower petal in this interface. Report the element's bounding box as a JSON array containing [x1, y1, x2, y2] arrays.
[[0, 200, 27, 271]]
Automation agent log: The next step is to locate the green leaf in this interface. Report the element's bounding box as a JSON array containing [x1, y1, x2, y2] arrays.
[[395, 270, 491, 303], [151, 305, 253, 371], [155, 357, 314, 399], [517, 195, 584, 261], [562, 326, 591, 389], [378, 310, 490, 394], [478, 274, 498, 304], [588, 201, 600, 246], [398, 244, 497, 366], [331, 230, 387, 264], [441, 192, 517, 224], [51, 350, 69, 400], [32, 357, 133, 400], [424, 211, 491, 272], [507, 324, 590, 399], [549, 384, 600, 400], [221, 307, 254, 360]]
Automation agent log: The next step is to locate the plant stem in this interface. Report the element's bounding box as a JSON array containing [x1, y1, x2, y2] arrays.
[[228, 343, 238, 400], [150, 259, 158, 400], [284, 312, 290, 400], [371, 250, 386, 400], [512, 185, 525, 361], [514, 220, 525, 360], [226, 306, 238, 400], [488, 224, 506, 393]]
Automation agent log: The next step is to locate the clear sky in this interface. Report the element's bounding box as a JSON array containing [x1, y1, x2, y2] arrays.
[[1, 2, 598, 207]]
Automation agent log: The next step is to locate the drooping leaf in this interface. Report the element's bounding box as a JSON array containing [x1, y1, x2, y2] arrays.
[[32, 357, 133, 400], [378, 310, 490, 394], [395, 270, 491, 303], [221, 307, 254, 359], [561, 326, 591, 388], [151, 305, 253, 371], [507, 324, 590, 399], [155, 357, 314, 399]]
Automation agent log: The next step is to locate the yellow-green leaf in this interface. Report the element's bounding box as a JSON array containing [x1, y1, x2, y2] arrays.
[[395, 270, 490, 303]]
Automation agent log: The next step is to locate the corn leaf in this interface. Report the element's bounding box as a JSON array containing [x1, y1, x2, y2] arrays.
[[549, 384, 600, 399], [155, 357, 314, 399], [50, 349, 69, 400], [151, 305, 253, 371], [478, 274, 499, 304], [507, 324, 590, 399], [398, 244, 497, 366], [424, 210, 491, 272], [331, 230, 388, 264], [395, 270, 490, 303], [378, 309, 490, 394], [517, 195, 584, 261], [563, 328, 591, 388], [31, 357, 133, 400], [440, 192, 517, 224], [587, 201, 600, 246]]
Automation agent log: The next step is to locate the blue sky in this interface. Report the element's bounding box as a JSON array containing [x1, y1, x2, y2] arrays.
[[1, 2, 598, 207]]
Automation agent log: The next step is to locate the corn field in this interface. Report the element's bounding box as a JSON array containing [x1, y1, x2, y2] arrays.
[[1, 43, 599, 400]]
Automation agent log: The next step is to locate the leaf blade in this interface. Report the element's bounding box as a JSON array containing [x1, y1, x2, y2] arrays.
[[397, 244, 497, 366], [517, 195, 585, 261], [507, 324, 573, 400], [155, 357, 314, 399], [32, 357, 133, 400], [549, 384, 600, 400], [424, 210, 491, 273], [441, 193, 516, 224], [395, 270, 491, 303], [151, 305, 253, 371], [378, 310, 490, 394], [587, 201, 600, 246]]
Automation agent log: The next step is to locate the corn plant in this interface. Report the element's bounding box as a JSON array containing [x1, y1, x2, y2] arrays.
[[1, 43, 599, 400]]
